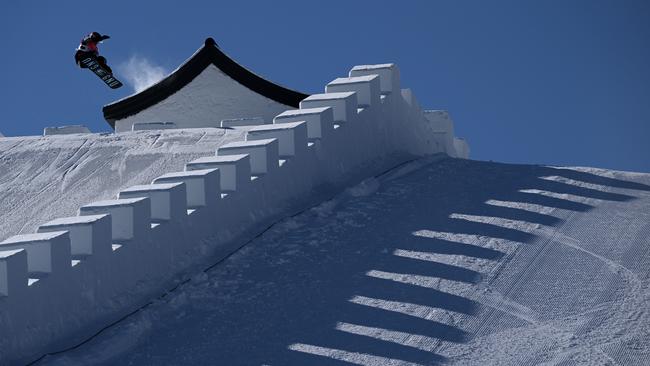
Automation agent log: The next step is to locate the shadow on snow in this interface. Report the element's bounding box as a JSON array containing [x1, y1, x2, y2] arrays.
[[89, 158, 649, 366]]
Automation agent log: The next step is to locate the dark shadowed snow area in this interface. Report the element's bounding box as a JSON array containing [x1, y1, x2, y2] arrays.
[[41, 158, 650, 366]]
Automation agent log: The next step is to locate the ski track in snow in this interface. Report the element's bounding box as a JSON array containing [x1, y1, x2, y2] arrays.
[[21, 157, 650, 366]]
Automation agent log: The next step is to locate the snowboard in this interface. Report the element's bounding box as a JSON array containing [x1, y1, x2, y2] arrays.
[[81, 57, 123, 89]]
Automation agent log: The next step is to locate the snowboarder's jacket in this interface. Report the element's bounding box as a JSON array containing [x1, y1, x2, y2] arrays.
[[76, 32, 110, 56]]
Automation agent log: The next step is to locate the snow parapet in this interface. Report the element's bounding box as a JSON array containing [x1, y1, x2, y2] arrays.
[[221, 117, 267, 128], [0, 62, 469, 364], [43, 125, 91, 136], [132, 122, 177, 131]]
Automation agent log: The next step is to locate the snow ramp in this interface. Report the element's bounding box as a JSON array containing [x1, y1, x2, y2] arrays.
[[0, 63, 468, 364], [39, 158, 650, 366]]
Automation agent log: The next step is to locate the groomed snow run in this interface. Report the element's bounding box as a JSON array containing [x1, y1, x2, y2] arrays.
[[38, 158, 650, 366]]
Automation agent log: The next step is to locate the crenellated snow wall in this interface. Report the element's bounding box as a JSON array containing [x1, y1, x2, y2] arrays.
[[0, 63, 468, 364]]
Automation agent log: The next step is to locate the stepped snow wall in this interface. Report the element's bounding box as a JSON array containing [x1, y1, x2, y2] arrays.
[[0, 63, 469, 364]]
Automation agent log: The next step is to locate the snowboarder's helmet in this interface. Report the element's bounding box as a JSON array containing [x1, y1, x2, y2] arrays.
[[89, 32, 102, 42]]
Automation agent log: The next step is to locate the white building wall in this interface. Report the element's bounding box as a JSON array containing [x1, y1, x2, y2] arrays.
[[114, 65, 295, 133]]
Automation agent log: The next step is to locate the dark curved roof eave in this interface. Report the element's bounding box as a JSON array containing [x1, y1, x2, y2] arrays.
[[102, 38, 309, 128]]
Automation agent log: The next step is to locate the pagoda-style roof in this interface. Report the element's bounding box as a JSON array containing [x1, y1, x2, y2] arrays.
[[102, 38, 308, 128]]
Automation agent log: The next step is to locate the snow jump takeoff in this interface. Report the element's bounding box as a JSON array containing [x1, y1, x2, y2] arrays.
[[75, 32, 122, 89]]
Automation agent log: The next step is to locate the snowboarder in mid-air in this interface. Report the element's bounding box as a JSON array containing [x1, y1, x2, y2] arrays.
[[75, 32, 122, 89], [75, 32, 112, 72]]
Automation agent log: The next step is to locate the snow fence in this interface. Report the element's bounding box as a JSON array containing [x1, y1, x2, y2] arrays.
[[0, 63, 468, 364]]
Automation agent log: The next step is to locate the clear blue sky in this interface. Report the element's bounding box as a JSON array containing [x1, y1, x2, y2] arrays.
[[1, 0, 648, 172]]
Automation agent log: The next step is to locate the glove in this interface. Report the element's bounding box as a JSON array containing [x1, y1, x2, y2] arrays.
[[101, 35, 111, 40]]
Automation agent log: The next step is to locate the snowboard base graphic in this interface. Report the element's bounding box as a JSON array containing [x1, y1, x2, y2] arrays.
[[81, 57, 123, 89]]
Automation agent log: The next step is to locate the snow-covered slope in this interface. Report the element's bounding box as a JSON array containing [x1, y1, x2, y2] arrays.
[[38, 158, 650, 366], [1, 62, 474, 364], [0, 129, 246, 242]]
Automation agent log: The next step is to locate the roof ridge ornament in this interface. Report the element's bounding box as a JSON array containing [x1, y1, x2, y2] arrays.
[[204, 37, 219, 48]]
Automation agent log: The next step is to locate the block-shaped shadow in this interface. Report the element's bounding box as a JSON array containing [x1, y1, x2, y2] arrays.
[[531, 177, 636, 202], [340, 301, 469, 343], [443, 217, 535, 244], [292, 329, 445, 366], [538, 166, 650, 192], [362, 276, 479, 315], [378, 256, 482, 284], [404, 235, 505, 260], [473, 203, 563, 227], [507, 191, 594, 212]]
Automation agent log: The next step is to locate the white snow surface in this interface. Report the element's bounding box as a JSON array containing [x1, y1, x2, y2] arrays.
[[38, 158, 650, 365], [0, 128, 246, 242]]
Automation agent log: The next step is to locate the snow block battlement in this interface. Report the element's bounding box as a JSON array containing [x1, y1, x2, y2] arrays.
[[79, 198, 151, 242], [454, 137, 470, 159], [350, 63, 400, 96], [37, 215, 112, 259], [119, 183, 187, 222], [246, 121, 308, 158], [300, 92, 358, 123], [153, 169, 220, 208], [273, 107, 334, 141], [0, 232, 70, 276], [424, 110, 455, 156], [326, 75, 381, 108], [400, 88, 420, 109], [0, 249, 27, 297], [218, 138, 279, 175], [0, 56, 470, 364], [185, 155, 251, 193]]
